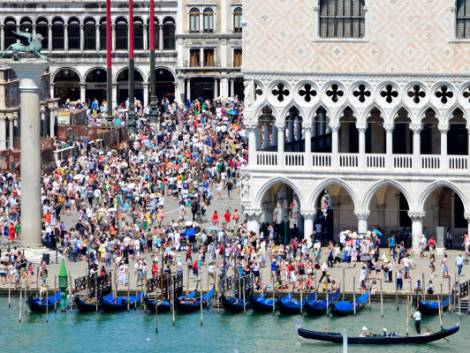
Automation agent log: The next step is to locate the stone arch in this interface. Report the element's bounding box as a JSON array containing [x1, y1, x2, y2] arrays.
[[254, 176, 305, 210], [52, 66, 82, 83], [280, 102, 306, 125], [362, 179, 414, 214], [418, 180, 469, 214], [254, 102, 278, 122], [307, 177, 359, 211]]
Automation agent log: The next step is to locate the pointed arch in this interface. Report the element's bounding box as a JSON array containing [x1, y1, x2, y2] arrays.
[[362, 179, 413, 214], [254, 176, 305, 209], [418, 180, 469, 214], [254, 102, 279, 122], [307, 177, 360, 211], [280, 102, 306, 125]]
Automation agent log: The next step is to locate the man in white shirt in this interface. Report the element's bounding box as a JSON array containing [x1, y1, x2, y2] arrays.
[[456, 254, 465, 276], [412, 309, 422, 334]]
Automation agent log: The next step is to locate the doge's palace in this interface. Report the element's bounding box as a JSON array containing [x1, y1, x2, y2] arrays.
[[242, 0, 470, 249]]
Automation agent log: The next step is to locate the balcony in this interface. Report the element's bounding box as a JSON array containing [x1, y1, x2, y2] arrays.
[[252, 151, 470, 175]]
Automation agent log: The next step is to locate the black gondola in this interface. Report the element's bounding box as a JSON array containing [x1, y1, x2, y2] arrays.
[[221, 296, 251, 313], [75, 295, 99, 313], [27, 291, 61, 313], [99, 293, 143, 313], [249, 294, 278, 313], [144, 297, 171, 313], [297, 324, 459, 344], [176, 288, 215, 313], [418, 297, 450, 315]]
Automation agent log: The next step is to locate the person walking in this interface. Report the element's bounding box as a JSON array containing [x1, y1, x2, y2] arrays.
[[456, 254, 465, 276]]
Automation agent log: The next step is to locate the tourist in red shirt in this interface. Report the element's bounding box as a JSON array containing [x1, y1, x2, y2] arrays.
[[223, 210, 231, 224], [212, 211, 219, 225]]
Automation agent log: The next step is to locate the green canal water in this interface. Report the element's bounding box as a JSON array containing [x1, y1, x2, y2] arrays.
[[0, 297, 467, 353]]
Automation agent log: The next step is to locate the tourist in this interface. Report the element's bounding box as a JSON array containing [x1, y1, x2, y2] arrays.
[[456, 253, 465, 276], [441, 254, 449, 278]]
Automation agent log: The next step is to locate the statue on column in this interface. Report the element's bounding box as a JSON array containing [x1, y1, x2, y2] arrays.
[[1, 31, 46, 61]]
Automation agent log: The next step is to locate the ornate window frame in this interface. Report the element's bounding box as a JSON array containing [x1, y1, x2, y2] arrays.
[[187, 5, 217, 33], [312, 0, 369, 43], [449, 1, 470, 42]]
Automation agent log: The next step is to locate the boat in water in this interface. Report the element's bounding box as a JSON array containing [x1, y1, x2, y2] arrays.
[[75, 295, 100, 313], [221, 296, 251, 313], [249, 294, 278, 313], [304, 289, 341, 316], [99, 292, 143, 313], [418, 296, 450, 315], [176, 288, 215, 313], [144, 297, 172, 313], [278, 293, 307, 315], [297, 324, 459, 344], [27, 291, 61, 313], [331, 292, 369, 316]]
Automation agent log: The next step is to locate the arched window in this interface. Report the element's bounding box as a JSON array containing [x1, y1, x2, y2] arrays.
[[203, 8, 214, 32], [233, 7, 242, 33], [99, 17, 106, 51], [84, 18, 96, 51], [457, 0, 470, 39], [163, 18, 175, 50], [36, 18, 49, 50], [52, 18, 65, 50], [20, 18, 33, 35], [319, 0, 365, 38], [134, 17, 144, 50], [68, 18, 81, 50], [189, 8, 200, 32], [147, 17, 159, 50], [115, 18, 128, 50], [4, 18, 17, 48]]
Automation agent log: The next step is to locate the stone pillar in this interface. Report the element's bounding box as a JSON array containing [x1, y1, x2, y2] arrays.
[[95, 23, 100, 52], [64, 24, 69, 52], [112, 24, 116, 51], [185, 79, 191, 101], [143, 83, 149, 107], [385, 125, 394, 168], [48, 24, 52, 52], [277, 125, 285, 166], [10, 60, 49, 247], [143, 24, 148, 51], [112, 83, 118, 108], [412, 125, 421, 169], [230, 78, 235, 97], [49, 105, 56, 138], [304, 126, 312, 154], [40, 107, 46, 137], [220, 78, 229, 98], [440, 126, 448, 171], [245, 209, 262, 235], [355, 211, 369, 234], [331, 125, 339, 167], [0, 116, 6, 150], [358, 127, 366, 168], [214, 79, 219, 98], [8, 116, 14, 149], [80, 24, 85, 52], [199, 48, 204, 67], [80, 83, 86, 103], [159, 24, 164, 51], [248, 126, 256, 166], [409, 211, 425, 252], [302, 211, 315, 240], [0, 25, 4, 51]]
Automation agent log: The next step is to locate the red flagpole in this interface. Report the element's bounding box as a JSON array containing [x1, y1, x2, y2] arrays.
[[127, 0, 136, 129], [106, 0, 113, 122], [149, 0, 155, 51], [149, 0, 157, 121]]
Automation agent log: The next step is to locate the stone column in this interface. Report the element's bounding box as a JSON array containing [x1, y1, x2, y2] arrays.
[[302, 211, 315, 240], [95, 23, 100, 52], [358, 126, 366, 168], [331, 125, 339, 167], [143, 24, 148, 51], [220, 78, 228, 97], [0, 116, 6, 150], [64, 24, 69, 52], [412, 125, 422, 169], [355, 211, 369, 234], [112, 83, 118, 108], [8, 116, 14, 149], [385, 124, 394, 169], [1, 25, 5, 51], [49, 83, 55, 99], [409, 211, 425, 252], [80, 83, 86, 103], [277, 125, 285, 166], [112, 24, 116, 51], [10, 60, 49, 248], [440, 126, 448, 172], [40, 106, 46, 137], [245, 209, 262, 235], [159, 25, 164, 51], [304, 126, 312, 159], [48, 24, 52, 52], [48, 104, 56, 138], [199, 48, 204, 67], [185, 79, 191, 101], [214, 79, 219, 98], [248, 126, 257, 166], [143, 83, 149, 107], [80, 24, 85, 52], [230, 78, 235, 97]]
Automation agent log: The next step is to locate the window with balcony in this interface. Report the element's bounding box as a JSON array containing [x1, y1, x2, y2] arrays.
[[457, 0, 470, 39], [319, 0, 365, 39], [233, 7, 242, 32], [190, 49, 200, 67], [233, 49, 242, 67], [203, 8, 214, 32], [189, 8, 200, 32], [204, 49, 215, 67]]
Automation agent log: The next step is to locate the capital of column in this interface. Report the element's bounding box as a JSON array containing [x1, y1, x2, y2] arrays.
[[438, 124, 449, 133], [329, 124, 340, 132], [383, 123, 394, 132], [275, 123, 285, 131], [244, 208, 262, 218], [410, 124, 422, 133], [301, 210, 316, 219], [407, 211, 426, 221], [3, 60, 49, 92], [354, 210, 369, 220]]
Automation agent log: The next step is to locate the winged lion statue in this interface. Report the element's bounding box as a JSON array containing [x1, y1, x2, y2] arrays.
[[0, 30, 46, 61]]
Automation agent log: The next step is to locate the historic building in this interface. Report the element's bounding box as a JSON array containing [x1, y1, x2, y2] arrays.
[[0, 0, 243, 107], [242, 0, 470, 249], [175, 0, 244, 101]]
